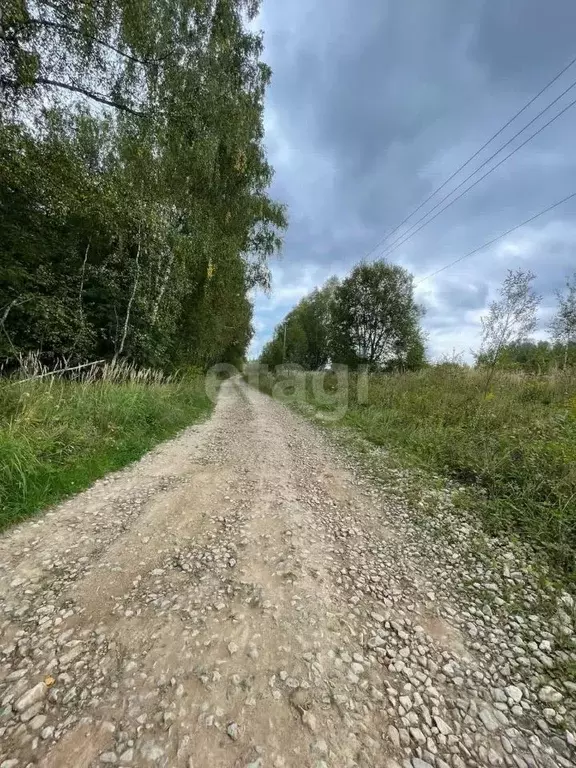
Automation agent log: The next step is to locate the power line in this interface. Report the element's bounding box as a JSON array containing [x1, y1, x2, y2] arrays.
[[360, 52, 576, 262], [380, 92, 576, 259], [381, 78, 576, 255], [413, 191, 576, 287]]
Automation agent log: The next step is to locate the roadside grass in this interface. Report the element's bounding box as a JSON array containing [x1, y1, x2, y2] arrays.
[[0, 368, 211, 531], [247, 365, 576, 580]]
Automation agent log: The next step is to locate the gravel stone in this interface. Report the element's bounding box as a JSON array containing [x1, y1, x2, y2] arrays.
[[227, 722, 240, 741], [0, 379, 573, 768], [479, 709, 502, 732], [14, 683, 47, 713], [538, 686, 563, 704]]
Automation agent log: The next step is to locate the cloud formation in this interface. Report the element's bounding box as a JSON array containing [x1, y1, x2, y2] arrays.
[[252, 0, 576, 360]]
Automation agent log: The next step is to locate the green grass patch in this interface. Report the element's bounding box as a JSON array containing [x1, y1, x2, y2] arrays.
[[0, 373, 212, 531], [247, 365, 576, 580]]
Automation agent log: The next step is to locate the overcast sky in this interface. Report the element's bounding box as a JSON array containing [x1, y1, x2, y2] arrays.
[[250, 0, 576, 361]]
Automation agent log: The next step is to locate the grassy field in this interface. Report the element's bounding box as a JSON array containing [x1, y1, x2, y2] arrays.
[[247, 364, 576, 579], [0, 366, 211, 531]]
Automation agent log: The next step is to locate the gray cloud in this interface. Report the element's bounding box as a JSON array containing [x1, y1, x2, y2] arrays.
[[470, 1, 576, 85], [252, 0, 576, 359]]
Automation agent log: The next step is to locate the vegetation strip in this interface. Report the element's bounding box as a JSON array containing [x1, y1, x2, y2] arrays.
[[0, 369, 211, 532], [1, 0, 285, 371]]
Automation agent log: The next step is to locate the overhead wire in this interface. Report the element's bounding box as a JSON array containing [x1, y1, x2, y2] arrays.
[[359, 53, 576, 262], [413, 191, 576, 287], [380, 90, 576, 259]]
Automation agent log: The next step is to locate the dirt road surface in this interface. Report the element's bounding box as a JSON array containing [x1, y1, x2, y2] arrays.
[[0, 379, 574, 768]]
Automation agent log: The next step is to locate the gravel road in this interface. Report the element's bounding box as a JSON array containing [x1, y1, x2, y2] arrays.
[[0, 378, 574, 768]]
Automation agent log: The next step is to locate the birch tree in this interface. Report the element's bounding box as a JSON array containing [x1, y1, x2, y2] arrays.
[[550, 273, 576, 369], [0, 0, 286, 369], [477, 269, 541, 388]]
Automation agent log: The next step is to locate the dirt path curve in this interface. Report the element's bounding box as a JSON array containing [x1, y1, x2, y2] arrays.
[[0, 379, 572, 768]]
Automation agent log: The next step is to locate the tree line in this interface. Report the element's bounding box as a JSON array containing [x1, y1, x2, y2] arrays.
[[260, 261, 426, 371], [260, 262, 576, 374], [1, 0, 286, 371]]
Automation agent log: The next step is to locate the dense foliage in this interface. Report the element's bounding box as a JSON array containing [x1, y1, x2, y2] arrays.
[[261, 262, 426, 371], [260, 278, 337, 369], [1, 0, 286, 370], [476, 340, 576, 373]]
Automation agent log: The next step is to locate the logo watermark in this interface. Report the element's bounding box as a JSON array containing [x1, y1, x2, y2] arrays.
[[204, 363, 370, 422]]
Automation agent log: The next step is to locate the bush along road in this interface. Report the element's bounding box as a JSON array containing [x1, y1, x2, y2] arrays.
[[0, 378, 574, 768]]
